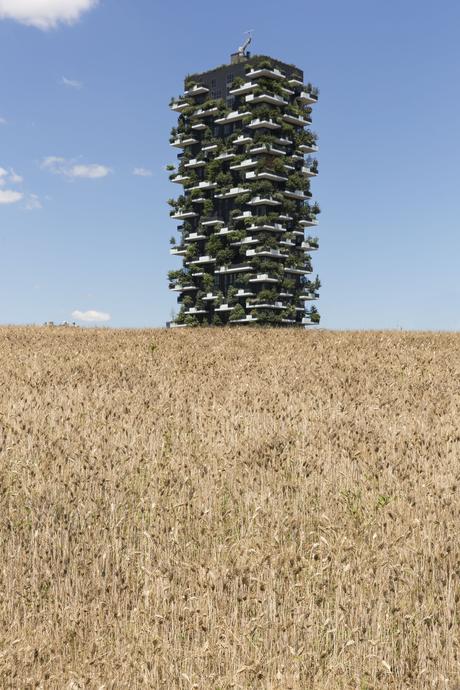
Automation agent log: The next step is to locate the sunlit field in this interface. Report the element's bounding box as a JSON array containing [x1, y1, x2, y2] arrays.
[[0, 327, 458, 689]]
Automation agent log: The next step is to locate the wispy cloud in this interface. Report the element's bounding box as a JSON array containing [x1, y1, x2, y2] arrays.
[[72, 309, 111, 323], [0, 167, 23, 186], [25, 194, 43, 210], [133, 167, 153, 177], [0, 190, 23, 205], [9, 169, 23, 184], [61, 76, 83, 89], [0, 117, 6, 125], [41, 157, 112, 179], [0, 0, 99, 30]]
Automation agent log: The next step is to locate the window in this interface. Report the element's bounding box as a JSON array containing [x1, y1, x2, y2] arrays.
[[226, 72, 234, 83]]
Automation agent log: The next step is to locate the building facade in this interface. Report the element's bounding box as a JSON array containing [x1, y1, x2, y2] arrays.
[[167, 50, 321, 327]]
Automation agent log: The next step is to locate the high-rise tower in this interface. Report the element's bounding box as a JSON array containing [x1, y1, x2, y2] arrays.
[[167, 45, 321, 327]]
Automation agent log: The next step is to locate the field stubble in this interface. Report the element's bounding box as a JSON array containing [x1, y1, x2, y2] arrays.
[[0, 327, 459, 689]]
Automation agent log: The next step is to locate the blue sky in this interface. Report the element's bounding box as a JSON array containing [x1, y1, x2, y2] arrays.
[[0, 0, 459, 329]]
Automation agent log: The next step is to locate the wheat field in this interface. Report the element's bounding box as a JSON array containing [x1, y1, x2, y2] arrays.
[[0, 327, 458, 689]]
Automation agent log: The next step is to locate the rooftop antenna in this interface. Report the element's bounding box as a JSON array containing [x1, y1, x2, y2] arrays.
[[238, 30, 254, 57]]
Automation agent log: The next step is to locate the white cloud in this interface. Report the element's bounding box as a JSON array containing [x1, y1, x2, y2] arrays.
[[61, 76, 83, 89], [0, 167, 23, 186], [0, 190, 23, 204], [9, 169, 23, 184], [25, 194, 42, 210], [0, 0, 99, 30], [72, 309, 111, 323], [41, 156, 111, 179], [133, 167, 153, 177]]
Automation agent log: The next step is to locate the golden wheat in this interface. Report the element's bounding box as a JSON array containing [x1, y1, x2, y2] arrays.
[[0, 327, 459, 689]]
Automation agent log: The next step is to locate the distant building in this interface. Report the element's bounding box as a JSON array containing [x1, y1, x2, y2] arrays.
[[167, 42, 321, 327]]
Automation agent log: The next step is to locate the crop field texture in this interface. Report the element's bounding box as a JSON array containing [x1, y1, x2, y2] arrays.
[[0, 327, 459, 689]]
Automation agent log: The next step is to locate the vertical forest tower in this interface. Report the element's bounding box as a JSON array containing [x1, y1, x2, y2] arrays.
[[168, 44, 321, 327]]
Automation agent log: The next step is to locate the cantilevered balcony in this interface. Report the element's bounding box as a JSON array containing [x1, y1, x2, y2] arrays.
[[298, 91, 318, 105], [248, 301, 285, 309], [249, 274, 280, 283], [215, 151, 236, 161], [203, 293, 219, 301], [201, 218, 224, 227], [301, 240, 319, 251], [214, 304, 233, 312], [170, 100, 190, 113], [300, 165, 318, 177], [184, 84, 210, 97], [299, 292, 319, 301], [195, 106, 219, 118], [247, 196, 281, 206], [184, 307, 207, 315], [284, 266, 312, 275], [187, 180, 217, 191], [215, 110, 253, 125], [230, 158, 258, 170], [171, 210, 198, 220], [184, 158, 206, 169], [188, 255, 216, 265], [215, 187, 250, 199], [229, 81, 258, 96], [247, 223, 286, 233], [275, 137, 293, 146], [215, 264, 252, 274], [170, 246, 187, 256], [247, 118, 281, 130], [246, 67, 285, 80], [233, 211, 254, 221], [170, 284, 197, 292], [184, 232, 206, 242], [230, 236, 259, 246], [283, 113, 312, 127], [191, 123, 207, 131], [170, 174, 191, 184], [170, 137, 198, 148], [245, 93, 287, 106], [288, 78, 304, 88], [233, 134, 254, 146], [284, 189, 311, 200], [298, 143, 319, 154], [245, 170, 288, 182], [302, 316, 316, 325], [230, 314, 259, 324], [246, 248, 288, 259], [299, 218, 319, 227], [202, 143, 219, 153], [249, 144, 286, 156]]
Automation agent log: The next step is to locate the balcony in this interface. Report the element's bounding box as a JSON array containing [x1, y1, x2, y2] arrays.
[[288, 78, 304, 88], [230, 314, 259, 324], [284, 189, 311, 200], [195, 106, 219, 118], [247, 196, 281, 206], [170, 284, 197, 292], [184, 84, 209, 97], [231, 236, 259, 246], [284, 266, 312, 275], [281, 319, 298, 325], [247, 118, 281, 130], [302, 316, 315, 325], [203, 293, 218, 301], [246, 248, 288, 259], [201, 218, 224, 227], [245, 170, 288, 182], [299, 218, 319, 227], [298, 143, 319, 154], [216, 226, 231, 236], [302, 241, 319, 251], [249, 274, 280, 283], [171, 210, 198, 220], [215, 264, 252, 274], [191, 122, 207, 131], [170, 246, 187, 256], [184, 158, 206, 168], [214, 304, 233, 312], [229, 81, 257, 96], [248, 301, 285, 310], [300, 165, 318, 177], [233, 211, 253, 221], [299, 292, 319, 301], [247, 223, 286, 233], [202, 143, 218, 152], [184, 232, 206, 242], [298, 91, 318, 105], [246, 67, 285, 80], [184, 307, 207, 315], [275, 137, 293, 146], [245, 93, 287, 106], [249, 144, 286, 156], [230, 158, 258, 170], [283, 113, 312, 127], [170, 137, 198, 148], [215, 110, 253, 125], [188, 255, 216, 265], [170, 174, 191, 184], [170, 323, 189, 328], [215, 186, 250, 199], [170, 100, 190, 113], [233, 134, 254, 146], [187, 180, 217, 191], [215, 151, 236, 161]]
